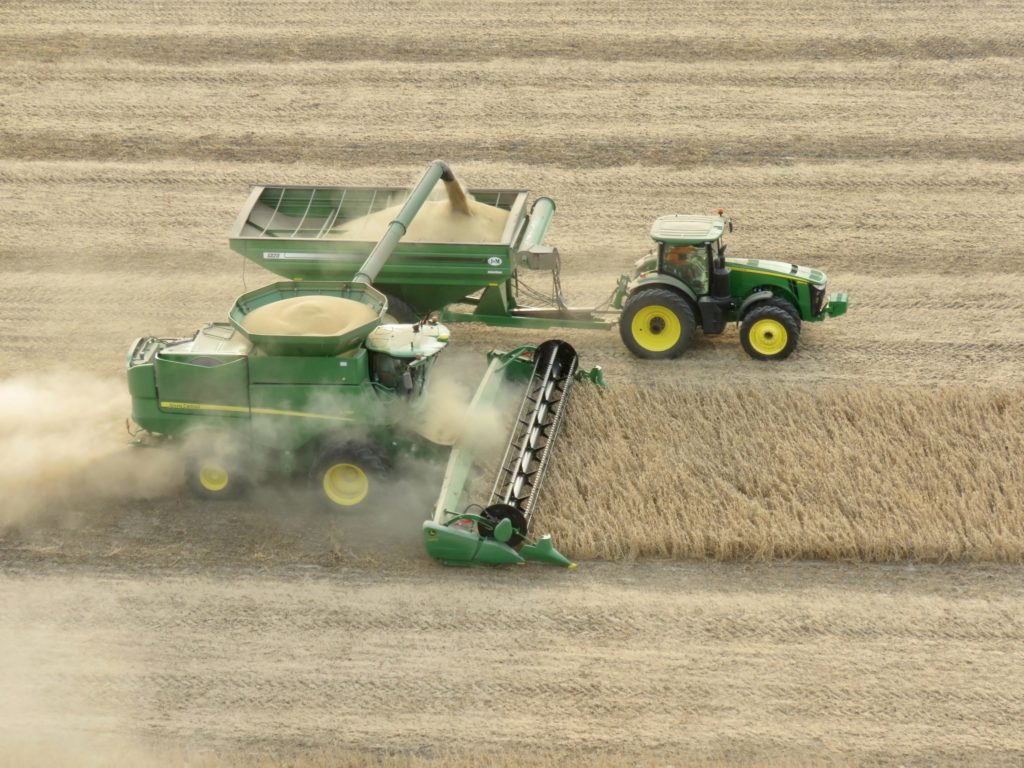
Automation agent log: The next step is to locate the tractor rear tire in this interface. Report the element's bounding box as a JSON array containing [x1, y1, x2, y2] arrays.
[[740, 304, 800, 361], [382, 293, 418, 324], [184, 435, 247, 500], [311, 443, 389, 513], [619, 287, 697, 359]]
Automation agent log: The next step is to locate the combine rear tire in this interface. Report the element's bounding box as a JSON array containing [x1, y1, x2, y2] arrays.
[[184, 437, 247, 500], [740, 304, 800, 360], [311, 444, 388, 512], [619, 287, 696, 359]]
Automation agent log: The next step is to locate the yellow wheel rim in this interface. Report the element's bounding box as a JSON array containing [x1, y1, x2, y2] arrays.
[[198, 463, 229, 492], [749, 318, 789, 356], [323, 463, 369, 507], [630, 305, 682, 352]]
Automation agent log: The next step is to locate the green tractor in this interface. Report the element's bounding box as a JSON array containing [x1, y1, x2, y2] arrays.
[[617, 213, 848, 360]]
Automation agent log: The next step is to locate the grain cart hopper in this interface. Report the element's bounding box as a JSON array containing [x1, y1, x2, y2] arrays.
[[229, 173, 848, 361], [127, 161, 600, 567]]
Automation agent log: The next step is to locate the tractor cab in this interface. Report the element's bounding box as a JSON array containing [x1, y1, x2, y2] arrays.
[[650, 213, 731, 296], [650, 214, 734, 334]]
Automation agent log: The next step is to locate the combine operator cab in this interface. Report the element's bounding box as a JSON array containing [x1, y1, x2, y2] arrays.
[[366, 319, 450, 397]]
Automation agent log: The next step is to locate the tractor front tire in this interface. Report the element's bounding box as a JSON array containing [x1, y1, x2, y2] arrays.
[[311, 444, 389, 513], [755, 295, 802, 331], [619, 287, 697, 359], [740, 304, 800, 361]]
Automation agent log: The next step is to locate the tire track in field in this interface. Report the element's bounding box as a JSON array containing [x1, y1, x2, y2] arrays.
[[3, 130, 1023, 168], [3, 564, 1023, 764], [2, 28, 1021, 64]]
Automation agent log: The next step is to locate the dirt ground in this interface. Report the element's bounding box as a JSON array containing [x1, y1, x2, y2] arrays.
[[2, 0, 1023, 764], [3, 561, 1023, 767]]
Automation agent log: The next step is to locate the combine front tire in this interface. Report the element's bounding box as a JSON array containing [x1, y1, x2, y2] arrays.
[[311, 444, 388, 512], [740, 305, 800, 360], [619, 288, 696, 359]]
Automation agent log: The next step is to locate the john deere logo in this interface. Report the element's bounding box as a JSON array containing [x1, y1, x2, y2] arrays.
[[487, 257, 503, 266]]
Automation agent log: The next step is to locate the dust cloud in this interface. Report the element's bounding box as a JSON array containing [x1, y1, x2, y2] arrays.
[[0, 372, 179, 527], [408, 350, 516, 454]]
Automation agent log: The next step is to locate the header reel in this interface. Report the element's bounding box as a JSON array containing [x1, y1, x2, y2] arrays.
[[424, 340, 603, 567]]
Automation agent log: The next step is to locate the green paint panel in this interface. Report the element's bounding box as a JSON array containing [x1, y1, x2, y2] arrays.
[[127, 363, 157, 399], [248, 349, 369, 385], [247, 382, 382, 452], [155, 356, 250, 410]]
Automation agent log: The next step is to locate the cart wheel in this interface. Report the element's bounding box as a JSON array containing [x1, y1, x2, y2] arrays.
[[311, 444, 388, 512], [184, 435, 247, 500], [478, 504, 528, 548], [740, 304, 800, 360], [619, 287, 696, 359], [382, 293, 418, 324]]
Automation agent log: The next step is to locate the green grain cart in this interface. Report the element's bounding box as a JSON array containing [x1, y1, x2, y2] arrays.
[[127, 161, 600, 567]]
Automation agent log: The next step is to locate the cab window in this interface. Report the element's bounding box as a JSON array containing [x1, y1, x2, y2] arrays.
[[662, 243, 709, 294]]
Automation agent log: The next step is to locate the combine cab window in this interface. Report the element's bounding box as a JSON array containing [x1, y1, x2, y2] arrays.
[[662, 243, 709, 294]]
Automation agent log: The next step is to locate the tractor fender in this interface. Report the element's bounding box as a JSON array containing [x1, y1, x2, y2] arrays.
[[737, 290, 777, 320], [627, 274, 700, 307]]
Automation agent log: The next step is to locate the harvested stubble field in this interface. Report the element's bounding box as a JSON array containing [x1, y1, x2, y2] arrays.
[[2, 0, 1024, 765]]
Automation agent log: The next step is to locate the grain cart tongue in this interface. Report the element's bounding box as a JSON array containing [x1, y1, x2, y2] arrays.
[[424, 339, 598, 567]]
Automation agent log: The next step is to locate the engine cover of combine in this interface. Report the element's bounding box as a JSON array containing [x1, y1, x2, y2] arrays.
[[126, 318, 449, 452]]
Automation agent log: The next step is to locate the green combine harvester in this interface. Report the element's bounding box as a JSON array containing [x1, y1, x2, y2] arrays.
[[127, 161, 601, 567], [229, 176, 848, 360]]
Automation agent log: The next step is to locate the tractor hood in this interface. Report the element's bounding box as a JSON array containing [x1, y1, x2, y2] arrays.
[[725, 258, 827, 286]]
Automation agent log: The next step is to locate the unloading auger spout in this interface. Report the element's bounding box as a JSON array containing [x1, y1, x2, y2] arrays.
[[352, 159, 456, 286], [423, 339, 604, 567]]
